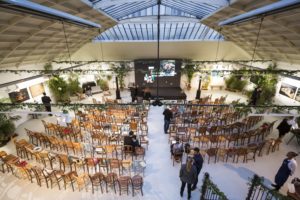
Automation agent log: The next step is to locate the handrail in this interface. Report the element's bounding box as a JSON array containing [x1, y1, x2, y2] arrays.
[[245, 174, 290, 200], [200, 172, 228, 200]]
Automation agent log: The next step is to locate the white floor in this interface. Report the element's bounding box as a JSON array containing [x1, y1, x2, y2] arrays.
[[1, 89, 300, 200]]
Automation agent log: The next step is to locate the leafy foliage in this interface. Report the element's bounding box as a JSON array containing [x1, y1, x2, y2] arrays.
[[225, 75, 248, 91], [181, 64, 197, 90], [112, 62, 130, 89], [67, 73, 81, 96], [251, 64, 278, 105], [97, 79, 109, 91], [48, 75, 69, 102], [43, 63, 53, 74]]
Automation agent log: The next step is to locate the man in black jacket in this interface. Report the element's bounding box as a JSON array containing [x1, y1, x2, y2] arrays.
[[163, 107, 173, 134], [191, 147, 204, 190], [41, 92, 52, 115]]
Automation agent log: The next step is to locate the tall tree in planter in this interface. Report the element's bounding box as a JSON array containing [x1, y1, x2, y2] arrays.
[[181, 64, 197, 90], [48, 75, 69, 102], [0, 98, 16, 147], [112, 62, 130, 89], [250, 64, 278, 105]]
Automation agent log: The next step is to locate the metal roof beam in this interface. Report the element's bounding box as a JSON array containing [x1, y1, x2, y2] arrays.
[[184, 0, 229, 7], [119, 16, 199, 24], [93, 0, 150, 8]]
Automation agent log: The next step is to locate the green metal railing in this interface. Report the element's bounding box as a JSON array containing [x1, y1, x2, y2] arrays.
[[200, 172, 229, 200]]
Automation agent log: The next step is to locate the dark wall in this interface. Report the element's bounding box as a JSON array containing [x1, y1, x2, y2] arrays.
[[134, 59, 182, 88]]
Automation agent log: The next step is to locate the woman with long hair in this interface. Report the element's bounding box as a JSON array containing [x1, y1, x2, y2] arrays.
[[179, 158, 197, 199]]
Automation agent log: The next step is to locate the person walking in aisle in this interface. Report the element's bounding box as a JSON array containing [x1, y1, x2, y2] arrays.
[[191, 147, 204, 190], [271, 151, 298, 191], [163, 106, 173, 134], [41, 92, 52, 116], [179, 158, 197, 199]]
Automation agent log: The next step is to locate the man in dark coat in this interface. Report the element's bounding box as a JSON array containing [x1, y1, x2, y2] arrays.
[[41, 92, 52, 115], [191, 147, 204, 190], [249, 87, 262, 106], [277, 118, 292, 138], [272, 151, 298, 190], [163, 107, 173, 134]]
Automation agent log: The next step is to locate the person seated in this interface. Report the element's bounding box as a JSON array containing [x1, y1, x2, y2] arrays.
[[123, 131, 134, 146], [170, 137, 184, 159], [132, 135, 141, 149], [288, 178, 300, 200]]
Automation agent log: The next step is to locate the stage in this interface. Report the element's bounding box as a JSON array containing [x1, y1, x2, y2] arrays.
[[147, 87, 186, 100]]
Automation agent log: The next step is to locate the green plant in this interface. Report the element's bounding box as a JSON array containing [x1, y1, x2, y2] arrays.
[[225, 75, 247, 92], [181, 64, 197, 90], [112, 62, 130, 89], [97, 79, 109, 91], [67, 73, 81, 95], [250, 64, 278, 105], [43, 62, 53, 74], [48, 75, 69, 102]]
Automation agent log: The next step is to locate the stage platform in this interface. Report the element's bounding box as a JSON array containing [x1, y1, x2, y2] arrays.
[[148, 87, 186, 100]]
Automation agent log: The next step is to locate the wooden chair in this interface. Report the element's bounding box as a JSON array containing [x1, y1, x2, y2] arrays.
[[235, 148, 248, 163], [105, 172, 118, 193], [50, 170, 64, 190], [84, 157, 99, 174], [89, 172, 107, 194], [109, 159, 122, 175], [132, 175, 143, 196], [135, 147, 145, 160], [31, 167, 51, 188], [206, 148, 218, 164], [36, 151, 55, 169], [123, 145, 134, 160], [117, 176, 131, 196]]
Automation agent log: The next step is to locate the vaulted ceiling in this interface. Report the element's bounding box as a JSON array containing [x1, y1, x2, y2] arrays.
[[202, 0, 300, 64], [0, 0, 116, 68], [0, 0, 300, 69]]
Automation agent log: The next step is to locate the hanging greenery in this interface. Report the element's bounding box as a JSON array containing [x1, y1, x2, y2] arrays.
[[67, 73, 82, 96], [47, 75, 69, 103], [225, 73, 248, 92], [112, 62, 131, 89], [181, 64, 197, 90], [201, 172, 229, 200], [43, 62, 53, 74]]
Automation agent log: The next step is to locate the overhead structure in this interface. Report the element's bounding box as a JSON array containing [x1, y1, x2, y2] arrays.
[[0, 0, 101, 28], [202, 0, 300, 64], [88, 1, 227, 41], [0, 0, 116, 68]]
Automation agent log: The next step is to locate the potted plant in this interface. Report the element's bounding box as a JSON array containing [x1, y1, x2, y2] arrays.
[[181, 64, 197, 90], [112, 62, 130, 89], [97, 79, 109, 91], [249, 64, 278, 105], [48, 75, 70, 103]]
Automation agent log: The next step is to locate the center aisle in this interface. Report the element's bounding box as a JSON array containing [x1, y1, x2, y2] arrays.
[[143, 106, 200, 200]]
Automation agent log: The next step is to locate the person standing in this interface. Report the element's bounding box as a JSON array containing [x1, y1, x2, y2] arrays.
[[191, 147, 204, 190], [249, 87, 262, 106], [277, 117, 293, 139], [163, 106, 173, 134], [272, 151, 298, 191], [41, 92, 52, 116], [179, 158, 197, 199]]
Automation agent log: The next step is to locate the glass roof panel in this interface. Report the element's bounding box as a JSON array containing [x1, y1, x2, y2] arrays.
[[83, 0, 228, 41], [95, 22, 223, 41]]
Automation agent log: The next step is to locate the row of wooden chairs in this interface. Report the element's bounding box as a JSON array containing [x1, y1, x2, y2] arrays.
[[1, 151, 143, 196]]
